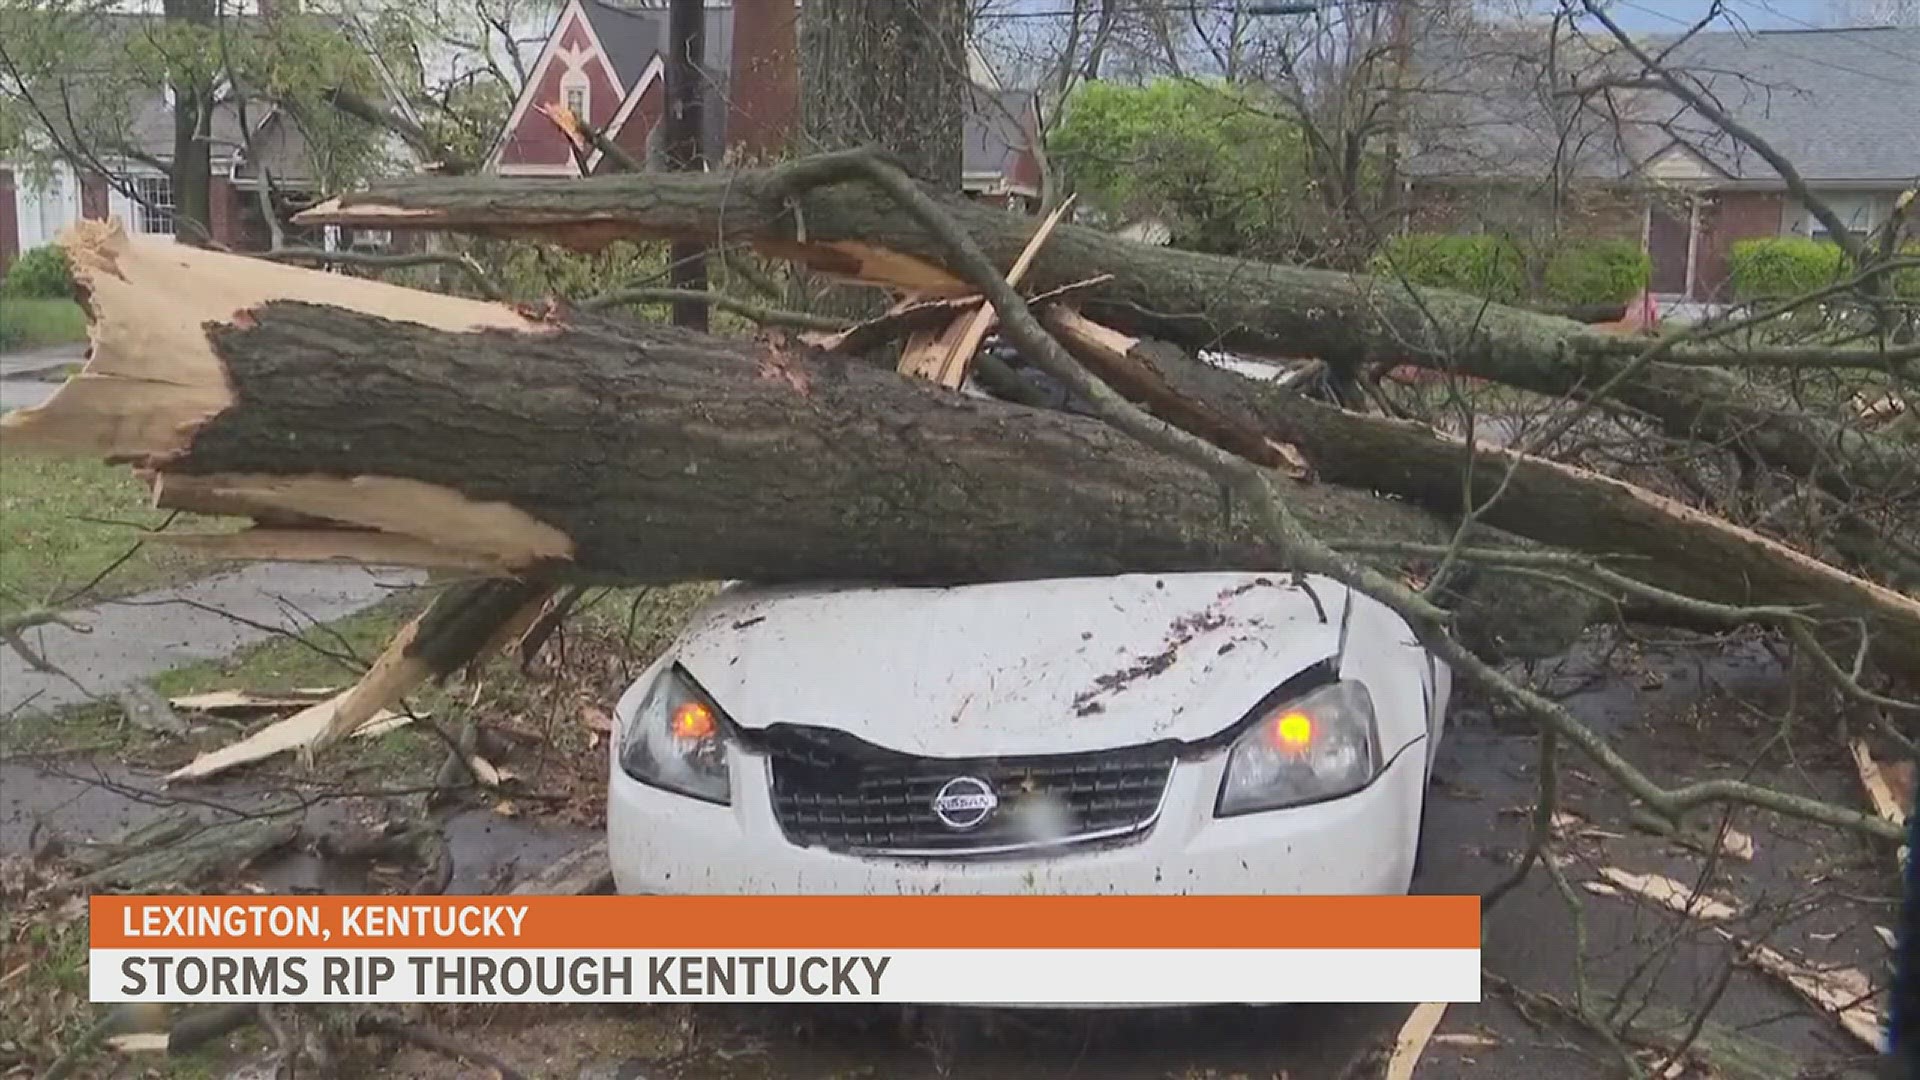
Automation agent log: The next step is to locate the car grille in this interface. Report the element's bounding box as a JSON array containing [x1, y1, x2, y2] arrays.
[[755, 725, 1177, 858]]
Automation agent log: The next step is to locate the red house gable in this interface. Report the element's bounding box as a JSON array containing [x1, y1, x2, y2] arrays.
[[593, 56, 665, 174], [488, 1, 1037, 206], [493, 0, 637, 175]]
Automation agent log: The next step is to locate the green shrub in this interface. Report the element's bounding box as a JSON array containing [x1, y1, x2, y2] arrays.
[[1542, 240, 1650, 304], [2, 245, 76, 299], [1727, 237, 1848, 300], [1374, 233, 1526, 301]]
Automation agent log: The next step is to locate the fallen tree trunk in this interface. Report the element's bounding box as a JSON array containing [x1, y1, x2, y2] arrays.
[[1041, 309, 1920, 663], [7, 225, 1916, 671], [297, 160, 1920, 503], [4, 224, 1559, 636]]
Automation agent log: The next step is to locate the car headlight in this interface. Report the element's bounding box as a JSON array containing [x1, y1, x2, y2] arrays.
[[618, 666, 731, 804], [1215, 680, 1380, 816]]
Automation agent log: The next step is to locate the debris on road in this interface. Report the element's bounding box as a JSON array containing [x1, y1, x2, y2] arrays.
[[164, 691, 412, 783], [170, 687, 337, 713], [1384, 1001, 1447, 1080], [1585, 867, 1742, 922]]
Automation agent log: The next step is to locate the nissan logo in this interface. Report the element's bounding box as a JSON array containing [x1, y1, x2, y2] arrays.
[[931, 776, 998, 830]]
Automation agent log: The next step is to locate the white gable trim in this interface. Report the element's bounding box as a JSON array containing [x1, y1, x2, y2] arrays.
[[485, 0, 628, 173], [1636, 139, 1728, 186], [588, 54, 666, 173]]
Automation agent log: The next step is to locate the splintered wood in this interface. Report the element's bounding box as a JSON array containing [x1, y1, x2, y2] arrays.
[[165, 692, 412, 783], [898, 194, 1077, 389], [1850, 738, 1910, 867], [1384, 1001, 1448, 1080], [1588, 865, 1887, 1051]]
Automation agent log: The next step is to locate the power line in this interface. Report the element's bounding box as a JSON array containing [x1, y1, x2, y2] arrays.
[[1736, 0, 1920, 68], [1613, 0, 1919, 87], [986, 1, 1331, 19]]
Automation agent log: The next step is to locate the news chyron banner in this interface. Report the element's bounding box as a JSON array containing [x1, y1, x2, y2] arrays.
[[91, 895, 1481, 1005]]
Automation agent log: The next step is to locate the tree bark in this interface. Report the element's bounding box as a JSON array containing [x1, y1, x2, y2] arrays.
[[164, 0, 215, 245], [297, 163, 1920, 505], [7, 224, 1540, 618], [1041, 310, 1920, 662], [666, 0, 709, 331], [799, 0, 968, 189]]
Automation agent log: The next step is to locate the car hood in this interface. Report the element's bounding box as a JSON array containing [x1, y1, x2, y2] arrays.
[[672, 573, 1349, 758]]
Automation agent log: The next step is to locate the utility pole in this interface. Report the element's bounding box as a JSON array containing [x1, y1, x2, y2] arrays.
[[666, 0, 708, 331]]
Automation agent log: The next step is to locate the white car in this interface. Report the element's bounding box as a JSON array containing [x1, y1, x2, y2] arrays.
[[607, 572, 1449, 896]]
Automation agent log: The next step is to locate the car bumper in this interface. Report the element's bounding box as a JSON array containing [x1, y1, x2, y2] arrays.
[[606, 739, 1425, 897]]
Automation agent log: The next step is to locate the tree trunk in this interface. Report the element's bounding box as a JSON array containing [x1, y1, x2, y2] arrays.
[[164, 0, 215, 246], [7, 222, 1591, 658], [799, 0, 968, 189], [1041, 309, 1920, 662], [666, 0, 709, 331], [299, 164, 1920, 506], [794, 0, 971, 327]]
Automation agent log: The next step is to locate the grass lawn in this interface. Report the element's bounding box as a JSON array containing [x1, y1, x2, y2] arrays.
[[0, 297, 88, 350], [0, 453, 236, 619]]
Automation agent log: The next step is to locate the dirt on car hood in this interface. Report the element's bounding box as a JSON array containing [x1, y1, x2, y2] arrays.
[[672, 572, 1349, 757]]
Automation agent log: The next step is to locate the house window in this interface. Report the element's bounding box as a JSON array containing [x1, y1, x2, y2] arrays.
[[36, 171, 69, 246], [131, 175, 175, 236], [1797, 193, 1880, 244], [561, 72, 589, 120]]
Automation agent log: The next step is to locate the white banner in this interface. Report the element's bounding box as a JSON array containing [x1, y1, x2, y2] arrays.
[[90, 947, 1480, 1004]]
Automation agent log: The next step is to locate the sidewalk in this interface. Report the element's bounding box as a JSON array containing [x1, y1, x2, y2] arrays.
[[0, 342, 85, 381], [1, 562, 426, 717]]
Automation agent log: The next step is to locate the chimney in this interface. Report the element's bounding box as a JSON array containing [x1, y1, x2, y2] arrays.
[[726, 0, 797, 159]]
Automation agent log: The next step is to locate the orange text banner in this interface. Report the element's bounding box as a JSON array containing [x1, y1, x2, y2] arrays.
[[92, 895, 1480, 951]]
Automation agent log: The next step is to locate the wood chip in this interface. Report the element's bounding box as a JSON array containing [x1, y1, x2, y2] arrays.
[[1717, 827, 1756, 861], [1888, 759, 1917, 814], [1587, 867, 1741, 922], [467, 755, 506, 787], [1876, 925, 1898, 949], [1266, 439, 1311, 480], [1385, 1001, 1447, 1080], [1627, 809, 1755, 861], [106, 1032, 170, 1053], [580, 704, 615, 734], [170, 688, 338, 713], [1431, 1032, 1500, 1050], [1850, 738, 1909, 866], [1851, 738, 1907, 826]]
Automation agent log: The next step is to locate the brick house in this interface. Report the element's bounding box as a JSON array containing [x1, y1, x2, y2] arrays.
[[1402, 26, 1920, 303], [3, 103, 345, 276], [1, 11, 411, 276], [486, 0, 1043, 206]]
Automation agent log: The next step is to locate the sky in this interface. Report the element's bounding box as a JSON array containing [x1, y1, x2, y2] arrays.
[[1594, 0, 1846, 32]]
